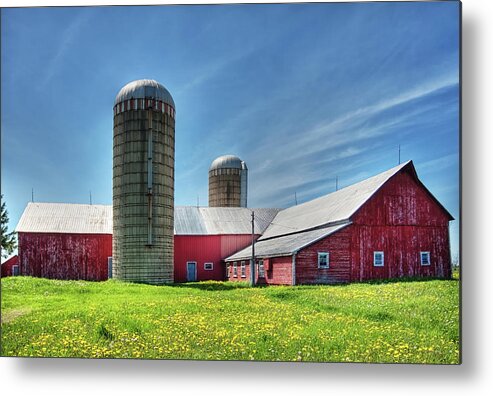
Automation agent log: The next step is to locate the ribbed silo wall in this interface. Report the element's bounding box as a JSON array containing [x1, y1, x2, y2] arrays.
[[113, 106, 175, 284], [208, 168, 242, 207]]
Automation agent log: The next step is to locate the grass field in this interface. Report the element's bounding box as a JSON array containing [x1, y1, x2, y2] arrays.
[[1, 275, 460, 363]]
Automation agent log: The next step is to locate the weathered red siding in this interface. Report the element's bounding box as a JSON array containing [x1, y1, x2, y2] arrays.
[[1, 255, 19, 278], [226, 256, 293, 285], [349, 168, 452, 281], [296, 227, 352, 284], [174, 234, 258, 282], [18, 233, 112, 281]]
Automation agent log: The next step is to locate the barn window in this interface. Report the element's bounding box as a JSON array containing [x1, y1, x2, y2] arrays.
[[12, 265, 19, 276], [233, 262, 238, 277], [258, 260, 265, 278], [420, 252, 431, 266], [204, 262, 213, 271], [374, 251, 384, 267], [318, 252, 329, 268], [241, 261, 246, 278], [226, 264, 230, 277]]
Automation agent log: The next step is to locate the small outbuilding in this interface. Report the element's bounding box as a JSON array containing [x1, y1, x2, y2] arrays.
[[225, 161, 454, 285], [1, 254, 20, 277]]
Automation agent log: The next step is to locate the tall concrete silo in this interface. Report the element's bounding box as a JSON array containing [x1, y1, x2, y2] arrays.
[[113, 79, 175, 284], [208, 155, 248, 207]]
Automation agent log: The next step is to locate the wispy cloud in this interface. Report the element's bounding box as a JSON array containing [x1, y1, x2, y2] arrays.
[[38, 13, 89, 90], [245, 75, 458, 207]]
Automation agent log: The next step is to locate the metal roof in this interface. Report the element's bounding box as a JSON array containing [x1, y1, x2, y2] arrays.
[[115, 79, 175, 108], [225, 222, 351, 261], [15, 203, 279, 236], [260, 161, 413, 240], [16, 203, 113, 234], [174, 206, 279, 235], [209, 155, 247, 171]]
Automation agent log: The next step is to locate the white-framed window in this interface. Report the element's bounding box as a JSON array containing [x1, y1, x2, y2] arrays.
[[374, 251, 384, 267], [241, 261, 246, 278], [420, 251, 431, 266], [226, 264, 230, 277], [258, 260, 265, 278], [318, 252, 329, 269], [204, 262, 213, 271], [233, 262, 238, 277]]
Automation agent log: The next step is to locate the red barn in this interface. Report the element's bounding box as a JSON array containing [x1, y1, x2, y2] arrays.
[[14, 203, 279, 283], [16, 203, 112, 281], [225, 160, 454, 285], [1, 255, 19, 277], [173, 207, 279, 282]]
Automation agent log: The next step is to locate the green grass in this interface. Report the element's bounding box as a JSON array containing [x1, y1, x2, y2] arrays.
[[1, 275, 459, 363]]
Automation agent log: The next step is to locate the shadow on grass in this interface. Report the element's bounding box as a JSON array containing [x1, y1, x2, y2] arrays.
[[362, 275, 459, 285], [170, 281, 250, 291]]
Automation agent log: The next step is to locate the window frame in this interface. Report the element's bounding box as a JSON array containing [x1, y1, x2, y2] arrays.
[[318, 252, 330, 269], [233, 262, 238, 278], [420, 251, 431, 266], [373, 251, 385, 267], [240, 261, 246, 278], [258, 260, 265, 278], [204, 262, 214, 271]]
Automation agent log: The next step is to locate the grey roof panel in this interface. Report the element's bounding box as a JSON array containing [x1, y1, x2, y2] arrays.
[[174, 206, 280, 235], [225, 222, 351, 261], [16, 203, 113, 234], [260, 161, 412, 240], [15, 203, 279, 236]]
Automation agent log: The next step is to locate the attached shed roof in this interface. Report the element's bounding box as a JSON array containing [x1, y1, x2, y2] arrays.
[[16, 203, 113, 234], [260, 160, 416, 240], [15, 203, 279, 236], [225, 222, 351, 261], [174, 206, 279, 235]]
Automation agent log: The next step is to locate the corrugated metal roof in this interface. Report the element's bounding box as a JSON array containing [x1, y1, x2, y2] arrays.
[[16, 203, 113, 234], [225, 222, 351, 261], [209, 155, 246, 171], [174, 206, 279, 235], [260, 161, 412, 240], [15, 203, 279, 236], [115, 79, 175, 108]]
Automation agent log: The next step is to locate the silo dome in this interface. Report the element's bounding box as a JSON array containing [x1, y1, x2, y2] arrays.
[[209, 155, 248, 208], [115, 79, 175, 108], [209, 155, 246, 171]]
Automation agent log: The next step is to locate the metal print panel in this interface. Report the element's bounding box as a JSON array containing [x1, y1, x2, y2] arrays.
[[1, 1, 460, 364]]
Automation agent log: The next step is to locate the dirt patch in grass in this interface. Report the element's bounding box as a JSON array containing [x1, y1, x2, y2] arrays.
[[2, 308, 32, 324]]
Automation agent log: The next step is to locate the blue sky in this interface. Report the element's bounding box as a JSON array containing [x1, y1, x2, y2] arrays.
[[1, 2, 460, 259]]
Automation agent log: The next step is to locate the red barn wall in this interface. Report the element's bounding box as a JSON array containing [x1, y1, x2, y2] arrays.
[[226, 256, 293, 285], [174, 234, 257, 282], [18, 232, 112, 281], [349, 169, 452, 281], [1, 255, 19, 278], [295, 227, 352, 284]]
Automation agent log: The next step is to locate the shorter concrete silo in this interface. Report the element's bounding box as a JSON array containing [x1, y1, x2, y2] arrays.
[[208, 155, 248, 208]]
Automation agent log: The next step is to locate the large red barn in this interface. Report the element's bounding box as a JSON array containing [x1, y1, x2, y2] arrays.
[[16, 203, 113, 281], [225, 161, 454, 285]]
